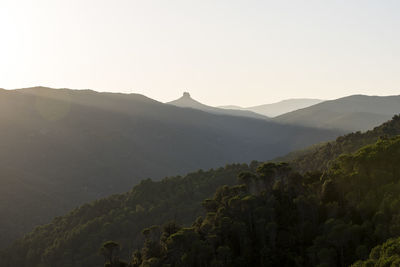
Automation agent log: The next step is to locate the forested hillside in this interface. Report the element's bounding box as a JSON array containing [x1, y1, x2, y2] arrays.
[[2, 1, 399, 266], [352, 237, 400, 266], [0, 163, 259, 267], [2, 116, 400, 267], [123, 136, 400, 266], [280, 114, 400, 173], [0, 87, 340, 247]]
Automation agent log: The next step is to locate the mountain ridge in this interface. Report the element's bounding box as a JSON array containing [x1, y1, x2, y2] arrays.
[[219, 98, 324, 117], [167, 92, 269, 120], [0, 86, 340, 247], [3, 116, 400, 267], [274, 94, 400, 131]]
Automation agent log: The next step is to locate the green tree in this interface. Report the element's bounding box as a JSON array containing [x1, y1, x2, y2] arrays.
[[100, 241, 120, 267]]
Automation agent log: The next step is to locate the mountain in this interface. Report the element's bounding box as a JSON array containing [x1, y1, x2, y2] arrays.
[[0, 87, 340, 247], [3, 119, 400, 267], [126, 136, 400, 267], [274, 94, 400, 132], [218, 104, 243, 110], [220, 98, 324, 117], [278, 114, 400, 173], [0, 163, 257, 267], [248, 98, 324, 117], [167, 92, 268, 120]]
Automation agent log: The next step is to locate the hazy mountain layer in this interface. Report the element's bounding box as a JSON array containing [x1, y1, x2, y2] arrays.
[[167, 92, 268, 120], [220, 98, 324, 117], [274, 94, 400, 131], [0, 87, 339, 247]]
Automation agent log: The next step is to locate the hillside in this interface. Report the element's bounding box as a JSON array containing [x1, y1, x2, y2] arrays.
[[274, 94, 400, 132], [220, 98, 324, 117], [279, 114, 400, 173], [352, 237, 400, 266], [167, 92, 268, 120], [0, 163, 258, 267], [3, 133, 400, 266], [0, 87, 340, 247], [125, 136, 400, 266]]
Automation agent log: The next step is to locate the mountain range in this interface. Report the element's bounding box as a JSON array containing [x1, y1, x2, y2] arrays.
[[3, 114, 399, 267], [274, 94, 400, 131], [219, 98, 324, 117], [0, 87, 340, 247], [167, 92, 268, 120], [173, 93, 400, 132], [1, 87, 400, 267]]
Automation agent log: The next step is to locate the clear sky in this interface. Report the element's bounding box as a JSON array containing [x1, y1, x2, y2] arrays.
[[0, 0, 399, 106]]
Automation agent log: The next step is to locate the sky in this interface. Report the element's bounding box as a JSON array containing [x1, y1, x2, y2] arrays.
[[0, 0, 399, 107]]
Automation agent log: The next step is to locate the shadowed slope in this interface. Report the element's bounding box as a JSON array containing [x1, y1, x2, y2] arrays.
[[0, 87, 340, 246], [274, 94, 400, 131]]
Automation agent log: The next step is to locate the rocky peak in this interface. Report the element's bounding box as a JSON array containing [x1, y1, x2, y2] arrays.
[[182, 92, 191, 99]]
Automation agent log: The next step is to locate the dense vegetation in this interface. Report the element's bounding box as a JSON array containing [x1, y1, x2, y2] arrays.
[[3, 129, 400, 266], [280, 114, 400, 173], [352, 237, 400, 266], [121, 136, 400, 266], [0, 163, 260, 267], [0, 87, 340, 247], [1, 89, 399, 266], [2, 115, 400, 266]]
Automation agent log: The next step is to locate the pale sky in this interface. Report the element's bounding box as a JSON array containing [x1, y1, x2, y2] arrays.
[[0, 0, 399, 106]]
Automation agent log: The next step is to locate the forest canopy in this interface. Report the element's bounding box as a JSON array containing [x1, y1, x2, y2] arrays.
[[2, 116, 400, 267]]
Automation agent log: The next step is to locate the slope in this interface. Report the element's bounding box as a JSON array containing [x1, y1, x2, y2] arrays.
[[278, 114, 400, 173], [128, 136, 400, 266], [4, 131, 400, 266], [274, 94, 400, 132], [219, 98, 324, 117], [167, 92, 268, 120], [0, 87, 339, 247], [0, 163, 258, 267]]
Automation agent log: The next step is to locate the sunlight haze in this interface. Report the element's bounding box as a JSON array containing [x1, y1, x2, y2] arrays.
[[2, 2, 400, 266], [1, 0, 399, 106]]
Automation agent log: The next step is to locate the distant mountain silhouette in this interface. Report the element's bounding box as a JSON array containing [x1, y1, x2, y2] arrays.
[[0, 87, 340, 247], [218, 104, 243, 109], [274, 94, 400, 131], [219, 98, 324, 117], [168, 92, 268, 120]]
